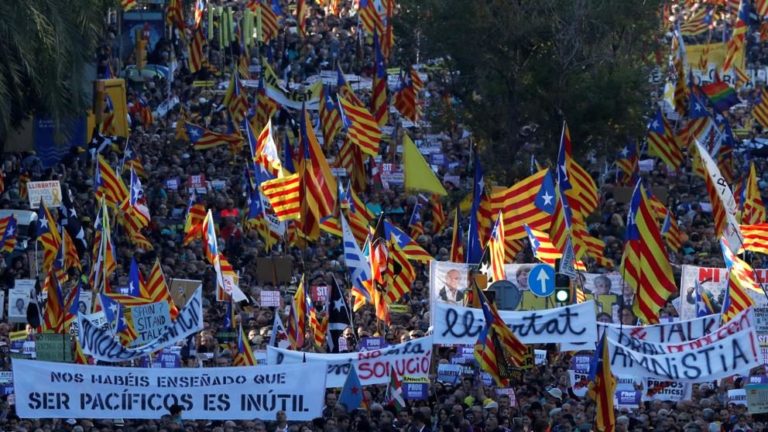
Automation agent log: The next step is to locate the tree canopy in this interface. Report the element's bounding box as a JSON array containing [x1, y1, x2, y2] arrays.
[[0, 0, 109, 145], [399, 0, 662, 183]]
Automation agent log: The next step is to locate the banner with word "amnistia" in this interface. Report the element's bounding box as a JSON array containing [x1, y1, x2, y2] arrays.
[[607, 309, 761, 382]]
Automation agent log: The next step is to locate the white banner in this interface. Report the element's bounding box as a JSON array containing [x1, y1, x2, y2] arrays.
[[12, 359, 325, 420], [268, 336, 432, 388], [608, 311, 761, 382], [599, 313, 721, 344], [78, 286, 203, 362], [609, 309, 752, 354], [432, 301, 598, 346]]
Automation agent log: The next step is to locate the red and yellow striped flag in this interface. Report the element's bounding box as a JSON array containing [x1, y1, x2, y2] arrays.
[[721, 239, 759, 322], [338, 94, 382, 157], [473, 283, 527, 386], [621, 182, 677, 324], [260, 173, 301, 221]]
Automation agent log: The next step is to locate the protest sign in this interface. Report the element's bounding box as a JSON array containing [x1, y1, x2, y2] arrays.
[[496, 388, 517, 406], [358, 337, 387, 352], [255, 258, 294, 284], [259, 291, 281, 308], [534, 350, 547, 366], [569, 370, 590, 398], [12, 359, 325, 420], [403, 376, 429, 400], [152, 348, 181, 369], [28, 181, 62, 208], [729, 389, 748, 406], [615, 391, 642, 410], [165, 178, 179, 191], [268, 336, 432, 388], [0, 371, 12, 396], [608, 318, 760, 382], [78, 286, 203, 362], [432, 301, 597, 346], [436, 364, 462, 385], [643, 379, 690, 402], [746, 384, 768, 414], [311, 285, 329, 303], [35, 334, 72, 363], [169, 280, 201, 309], [8, 280, 35, 324], [130, 301, 171, 346], [678, 265, 768, 320], [430, 261, 629, 318]]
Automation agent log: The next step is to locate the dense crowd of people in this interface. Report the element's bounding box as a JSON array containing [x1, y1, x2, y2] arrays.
[[3, 1, 768, 431]]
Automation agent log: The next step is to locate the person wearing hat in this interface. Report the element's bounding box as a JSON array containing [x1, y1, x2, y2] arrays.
[[547, 387, 563, 403]]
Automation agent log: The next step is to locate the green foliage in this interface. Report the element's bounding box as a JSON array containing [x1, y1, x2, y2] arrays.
[[0, 0, 110, 145], [399, 0, 662, 183]]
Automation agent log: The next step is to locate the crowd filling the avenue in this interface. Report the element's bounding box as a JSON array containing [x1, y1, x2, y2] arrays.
[[6, 0, 768, 432]]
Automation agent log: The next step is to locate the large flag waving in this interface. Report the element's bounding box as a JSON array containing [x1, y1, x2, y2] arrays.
[[720, 239, 759, 322], [742, 162, 766, 225], [620, 182, 677, 324], [472, 283, 527, 386]]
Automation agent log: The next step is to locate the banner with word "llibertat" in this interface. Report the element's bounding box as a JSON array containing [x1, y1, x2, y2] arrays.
[[12, 359, 325, 421], [268, 336, 432, 388], [77, 286, 203, 362], [607, 309, 761, 382], [432, 301, 598, 346]]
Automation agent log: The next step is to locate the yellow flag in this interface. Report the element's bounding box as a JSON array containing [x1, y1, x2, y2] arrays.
[[403, 134, 447, 196]]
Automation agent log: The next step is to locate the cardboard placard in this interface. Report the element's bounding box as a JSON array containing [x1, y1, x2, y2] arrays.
[[746, 384, 768, 414], [169, 279, 202, 309], [260, 291, 281, 308], [35, 333, 72, 363], [28, 181, 63, 209], [254, 258, 293, 284]]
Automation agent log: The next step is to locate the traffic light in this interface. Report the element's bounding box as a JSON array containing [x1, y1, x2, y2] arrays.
[[554, 273, 571, 303]]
